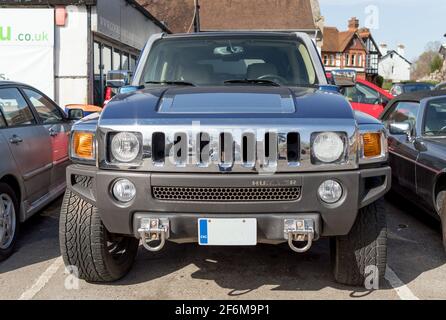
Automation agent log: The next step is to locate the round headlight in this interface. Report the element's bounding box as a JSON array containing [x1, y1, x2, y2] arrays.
[[313, 132, 344, 163], [318, 180, 343, 204], [111, 132, 140, 163], [112, 179, 136, 203]]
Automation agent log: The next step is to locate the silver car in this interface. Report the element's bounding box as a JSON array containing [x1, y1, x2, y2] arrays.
[[0, 81, 73, 261]]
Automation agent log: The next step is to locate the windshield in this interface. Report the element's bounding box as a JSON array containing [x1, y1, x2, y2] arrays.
[[424, 98, 446, 136], [403, 84, 434, 93], [140, 36, 318, 87]]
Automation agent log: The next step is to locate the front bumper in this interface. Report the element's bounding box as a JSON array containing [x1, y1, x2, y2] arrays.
[[66, 164, 391, 241]]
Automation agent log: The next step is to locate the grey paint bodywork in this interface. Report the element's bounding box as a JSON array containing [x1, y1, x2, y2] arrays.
[[0, 82, 71, 222], [66, 32, 390, 242]]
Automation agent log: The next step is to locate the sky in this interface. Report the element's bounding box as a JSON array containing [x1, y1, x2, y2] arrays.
[[319, 0, 446, 61]]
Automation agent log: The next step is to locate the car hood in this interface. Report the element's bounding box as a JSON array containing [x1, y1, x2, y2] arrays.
[[100, 86, 355, 125], [423, 137, 446, 147], [353, 111, 382, 125]]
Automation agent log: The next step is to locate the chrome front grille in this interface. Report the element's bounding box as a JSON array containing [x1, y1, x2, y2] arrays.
[[98, 123, 359, 173], [151, 129, 302, 172], [152, 186, 302, 202]]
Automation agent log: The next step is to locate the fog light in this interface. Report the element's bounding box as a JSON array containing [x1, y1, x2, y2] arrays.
[[318, 180, 343, 204], [112, 179, 136, 203]]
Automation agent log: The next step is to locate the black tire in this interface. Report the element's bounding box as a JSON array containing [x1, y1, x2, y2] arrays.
[[332, 200, 387, 286], [59, 190, 139, 282], [0, 183, 19, 262]]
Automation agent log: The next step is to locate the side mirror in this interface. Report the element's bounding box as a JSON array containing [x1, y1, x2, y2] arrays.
[[118, 85, 141, 94], [389, 122, 412, 137], [106, 70, 133, 88], [379, 97, 389, 107], [331, 70, 356, 88], [67, 108, 84, 121]]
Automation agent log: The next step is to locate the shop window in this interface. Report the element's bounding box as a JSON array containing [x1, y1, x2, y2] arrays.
[[103, 45, 112, 76], [113, 49, 121, 70], [122, 53, 129, 70], [94, 42, 101, 76], [130, 55, 137, 71]]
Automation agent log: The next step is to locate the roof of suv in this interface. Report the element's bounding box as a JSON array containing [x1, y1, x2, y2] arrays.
[[162, 31, 303, 39]]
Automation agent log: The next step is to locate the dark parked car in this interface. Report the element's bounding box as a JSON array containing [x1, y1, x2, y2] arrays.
[[0, 81, 76, 261], [390, 82, 435, 96], [380, 90, 446, 252], [435, 82, 446, 91]]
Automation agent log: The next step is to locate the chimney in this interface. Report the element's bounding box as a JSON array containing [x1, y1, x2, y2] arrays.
[[348, 17, 359, 31], [380, 43, 388, 56], [397, 44, 405, 57]]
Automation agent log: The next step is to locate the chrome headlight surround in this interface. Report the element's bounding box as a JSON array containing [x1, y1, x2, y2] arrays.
[[359, 128, 388, 165], [310, 132, 348, 164], [69, 130, 97, 166], [108, 131, 143, 165]]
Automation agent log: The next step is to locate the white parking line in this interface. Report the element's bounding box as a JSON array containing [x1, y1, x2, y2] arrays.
[[18, 257, 63, 300], [385, 265, 419, 300]]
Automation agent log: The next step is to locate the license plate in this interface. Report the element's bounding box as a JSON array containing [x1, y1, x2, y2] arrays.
[[198, 218, 257, 246]]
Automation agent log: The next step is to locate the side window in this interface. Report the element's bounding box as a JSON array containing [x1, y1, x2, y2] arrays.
[[0, 87, 36, 127], [343, 83, 380, 104], [424, 98, 446, 136], [383, 101, 420, 129], [23, 89, 63, 124]]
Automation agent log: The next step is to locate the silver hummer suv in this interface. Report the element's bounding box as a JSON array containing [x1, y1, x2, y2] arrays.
[[60, 32, 391, 286]]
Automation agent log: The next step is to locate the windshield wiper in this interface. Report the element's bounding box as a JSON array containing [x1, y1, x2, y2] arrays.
[[224, 79, 281, 87], [145, 81, 196, 87]]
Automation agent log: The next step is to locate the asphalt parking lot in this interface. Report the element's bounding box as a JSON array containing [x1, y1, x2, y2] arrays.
[[0, 194, 445, 300]]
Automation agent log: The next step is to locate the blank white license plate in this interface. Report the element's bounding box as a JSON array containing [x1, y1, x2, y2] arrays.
[[198, 218, 257, 246]]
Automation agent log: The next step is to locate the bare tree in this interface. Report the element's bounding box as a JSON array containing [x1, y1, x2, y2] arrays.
[[412, 41, 443, 80]]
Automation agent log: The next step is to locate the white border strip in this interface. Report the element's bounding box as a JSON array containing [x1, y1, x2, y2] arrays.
[[385, 265, 419, 300], [18, 257, 63, 300]]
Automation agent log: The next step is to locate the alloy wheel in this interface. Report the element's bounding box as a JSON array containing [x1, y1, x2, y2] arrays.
[[0, 193, 16, 250]]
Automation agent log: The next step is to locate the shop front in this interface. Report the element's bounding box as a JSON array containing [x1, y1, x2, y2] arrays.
[[0, 0, 169, 108]]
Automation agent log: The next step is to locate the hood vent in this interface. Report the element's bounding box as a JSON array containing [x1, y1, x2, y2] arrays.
[[157, 88, 296, 114]]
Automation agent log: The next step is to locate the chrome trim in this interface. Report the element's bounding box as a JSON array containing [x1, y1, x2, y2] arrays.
[[97, 120, 360, 173], [359, 126, 388, 165], [69, 129, 97, 166]]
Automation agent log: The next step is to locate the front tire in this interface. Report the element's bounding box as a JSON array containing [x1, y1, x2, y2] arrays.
[[0, 183, 19, 262], [332, 200, 387, 286], [59, 190, 139, 282]]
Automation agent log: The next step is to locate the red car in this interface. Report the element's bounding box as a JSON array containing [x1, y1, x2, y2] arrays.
[[341, 79, 393, 118]]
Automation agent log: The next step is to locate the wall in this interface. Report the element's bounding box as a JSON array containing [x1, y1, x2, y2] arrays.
[[55, 5, 89, 107], [378, 53, 411, 82], [93, 0, 163, 51]]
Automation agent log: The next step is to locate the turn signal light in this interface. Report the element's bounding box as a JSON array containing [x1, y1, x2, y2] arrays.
[[72, 132, 95, 160], [362, 133, 381, 158]]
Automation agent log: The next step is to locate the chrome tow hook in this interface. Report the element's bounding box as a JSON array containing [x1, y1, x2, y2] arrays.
[[284, 219, 315, 253], [138, 218, 170, 252]]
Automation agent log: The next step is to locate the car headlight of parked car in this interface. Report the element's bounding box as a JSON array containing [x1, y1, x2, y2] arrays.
[[311, 132, 347, 164], [109, 132, 142, 164], [71, 131, 96, 162]]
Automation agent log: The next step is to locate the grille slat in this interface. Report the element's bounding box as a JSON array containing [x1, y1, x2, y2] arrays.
[[152, 186, 301, 202]]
